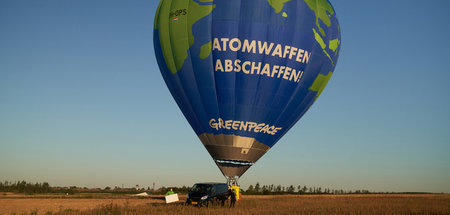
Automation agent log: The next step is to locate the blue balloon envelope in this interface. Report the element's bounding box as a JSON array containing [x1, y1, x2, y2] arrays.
[[154, 0, 341, 182]]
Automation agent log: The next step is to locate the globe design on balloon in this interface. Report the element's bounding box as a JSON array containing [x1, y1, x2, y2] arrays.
[[154, 0, 341, 182]]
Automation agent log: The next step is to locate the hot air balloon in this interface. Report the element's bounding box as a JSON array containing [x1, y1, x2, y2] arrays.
[[153, 0, 341, 185]]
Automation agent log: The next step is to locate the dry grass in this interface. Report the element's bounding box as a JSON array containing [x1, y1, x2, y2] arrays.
[[1, 194, 449, 215]]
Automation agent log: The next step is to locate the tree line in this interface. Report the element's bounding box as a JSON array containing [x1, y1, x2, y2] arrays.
[[0, 180, 190, 195], [1, 180, 431, 195], [242, 182, 372, 195], [0, 181, 52, 194]]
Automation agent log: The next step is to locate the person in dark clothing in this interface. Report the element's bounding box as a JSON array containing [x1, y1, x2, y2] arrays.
[[229, 189, 237, 208]]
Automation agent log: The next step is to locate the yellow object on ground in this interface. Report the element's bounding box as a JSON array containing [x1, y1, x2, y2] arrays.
[[230, 186, 240, 200]]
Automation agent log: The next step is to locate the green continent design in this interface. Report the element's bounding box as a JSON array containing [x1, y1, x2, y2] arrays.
[[313, 28, 333, 64], [304, 0, 340, 66], [329, 38, 340, 52], [309, 72, 333, 100], [268, 0, 292, 17], [155, 0, 215, 74], [199, 41, 212, 59], [304, 0, 334, 36]]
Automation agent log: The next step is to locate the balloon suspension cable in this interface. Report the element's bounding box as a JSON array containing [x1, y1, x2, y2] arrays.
[[226, 176, 239, 186]]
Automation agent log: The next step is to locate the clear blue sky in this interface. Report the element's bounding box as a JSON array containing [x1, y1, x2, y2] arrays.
[[1, 0, 449, 193]]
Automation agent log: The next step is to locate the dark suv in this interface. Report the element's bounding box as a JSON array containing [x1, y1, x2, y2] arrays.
[[186, 183, 229, 206]]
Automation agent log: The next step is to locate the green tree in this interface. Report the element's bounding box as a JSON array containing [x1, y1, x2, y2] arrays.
[[317, 187, 322, 194], [262, 185, 270, 195], [254, 182, 261, 193], [247, 185, 254, 194], [287, 185, 295, 193], [276, 185, 282, 193], [302, 186, 308, 193]]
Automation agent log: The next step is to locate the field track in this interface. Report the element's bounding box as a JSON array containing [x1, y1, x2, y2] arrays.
[[1, 193, 449, 214]]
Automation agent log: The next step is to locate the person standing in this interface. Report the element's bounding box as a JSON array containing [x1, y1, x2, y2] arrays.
[[229, 189, 236, 208], [165, 188, 174, 196]]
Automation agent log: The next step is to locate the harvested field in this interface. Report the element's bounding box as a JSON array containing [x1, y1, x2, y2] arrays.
[[0, 193, 449, 215], [0, 193, 167, 214]]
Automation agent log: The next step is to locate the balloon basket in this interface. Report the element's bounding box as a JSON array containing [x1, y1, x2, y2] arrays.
[[226, 176, 239, 186]]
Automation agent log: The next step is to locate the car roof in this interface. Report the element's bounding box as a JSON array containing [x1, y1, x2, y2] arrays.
[[194, 182, 227, 185]]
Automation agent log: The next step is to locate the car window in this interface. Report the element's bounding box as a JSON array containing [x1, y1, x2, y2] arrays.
[[215, 184, 227, 193], [191, 184, 212, 193]]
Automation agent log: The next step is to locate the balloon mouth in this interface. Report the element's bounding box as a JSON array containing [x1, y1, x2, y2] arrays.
[[215, 159, 254, 180], [215, 161, 252, 179], [214, 159, 254, 167]]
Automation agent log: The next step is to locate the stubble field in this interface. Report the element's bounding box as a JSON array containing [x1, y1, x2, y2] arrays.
[[1, 193, 449, 215]]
